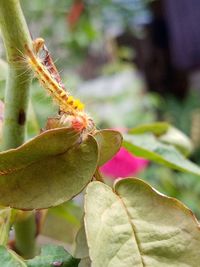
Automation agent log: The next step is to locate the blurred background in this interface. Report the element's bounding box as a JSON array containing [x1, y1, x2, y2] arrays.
[[1, 0, 200, 249]]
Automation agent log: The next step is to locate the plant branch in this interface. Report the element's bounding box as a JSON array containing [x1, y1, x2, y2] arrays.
[[0, 0, 36, 258]]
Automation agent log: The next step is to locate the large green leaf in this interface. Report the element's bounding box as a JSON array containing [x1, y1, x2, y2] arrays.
[[93, 130, 122, 166], [123, 133, 200, 176], [0, 128, 98, 209], [84, 179, 200, 266], [0, 246, 26, 267], [27, 245, 80, 267]]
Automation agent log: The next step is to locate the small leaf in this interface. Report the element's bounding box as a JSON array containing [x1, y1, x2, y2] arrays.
[[129, 122, 169, 135], [27, 245, 80, 267], [0, 246, 26, 267], [74, 222, 89, 259], [123, 133, 200, 176], [74, 222, 91, 267], [84, 179, 200, 267], [0, 208, 12, 245], [94, 130, 122, 166], [0, 129, 98, 209]]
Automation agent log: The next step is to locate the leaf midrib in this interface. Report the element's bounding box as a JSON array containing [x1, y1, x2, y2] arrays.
[[116, 192, 145, 267]]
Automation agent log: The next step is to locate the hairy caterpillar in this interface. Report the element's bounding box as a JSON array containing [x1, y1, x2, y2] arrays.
[[24, 40, 84, 115], [25, 38, 95, 135]]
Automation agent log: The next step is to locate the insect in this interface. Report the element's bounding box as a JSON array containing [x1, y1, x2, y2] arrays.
[[24, 39, 84, 115], [24, 38, 95, 135]]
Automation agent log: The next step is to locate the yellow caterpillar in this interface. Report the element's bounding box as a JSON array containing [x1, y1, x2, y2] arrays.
[[24, 42, 84, 115]]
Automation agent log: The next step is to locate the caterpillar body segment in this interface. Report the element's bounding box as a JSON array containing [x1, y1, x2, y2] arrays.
[[24, 43, 85, 114]]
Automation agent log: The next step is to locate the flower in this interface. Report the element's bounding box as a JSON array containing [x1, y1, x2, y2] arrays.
[[100, 147, 148, 179]]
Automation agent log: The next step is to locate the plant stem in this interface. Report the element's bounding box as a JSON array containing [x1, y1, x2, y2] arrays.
[[0, 0, 36, 258], [94, 169, 105, 183], [14, 212, 37, 259], [0, 0, 32, 149]]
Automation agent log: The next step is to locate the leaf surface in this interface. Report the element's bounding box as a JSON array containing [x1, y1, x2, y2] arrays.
[[0, 129, 98, 209], [84, 179, 200, 267]]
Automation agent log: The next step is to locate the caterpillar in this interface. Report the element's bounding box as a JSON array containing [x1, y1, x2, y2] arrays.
[[24, 40, 84, 115], [25, 38, 95, 135]]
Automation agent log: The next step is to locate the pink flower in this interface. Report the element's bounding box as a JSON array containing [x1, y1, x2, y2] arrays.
[[100, 147, 148, 179]]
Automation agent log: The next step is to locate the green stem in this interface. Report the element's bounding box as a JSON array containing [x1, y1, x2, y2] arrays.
[[0, 0, 32, 149], [0, 0, 36, 258], [14, 212, 37, 259]]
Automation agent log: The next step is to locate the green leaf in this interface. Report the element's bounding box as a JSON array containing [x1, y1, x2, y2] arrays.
[[27, 245, 80, 267], [94, 130, 122, 166], [0, 208, 12, 245], [84, 179, 200, 267], [123, 133, 200, 176], [0, 128, 98, 209], [129, 122, 169, 135], [49, 201, 81, 226], [74, 222, 91, 267], [129, 122, 193, 156], [158, 126, 193, 156], [0, 246, 26, 267]]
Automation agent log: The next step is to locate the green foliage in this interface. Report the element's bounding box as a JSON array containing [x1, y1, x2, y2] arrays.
[[84, 179, 200, 266], [1, 1, 200, 265], [123, 131, 200, 176]]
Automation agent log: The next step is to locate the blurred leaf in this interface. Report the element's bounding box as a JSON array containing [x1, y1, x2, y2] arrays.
[[0, 59, 8, 81], [129, 122, 193, 156], [0, 129, 98, 209], [0, 208, 12, 246], [94, 130, 122, 166], [74, 222, 91, 267], [129, 122, 169, 135], [158, 126, 193, 156], [123, 133, 200, 176], [0, 246, 26, 267], [49, 201, 81, 226], [27, 245, 80, 267], [84, 179, 200, 266]]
